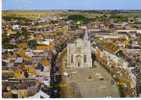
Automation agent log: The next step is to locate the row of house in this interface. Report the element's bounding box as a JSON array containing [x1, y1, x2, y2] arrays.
[[94, 47, 137, 97]]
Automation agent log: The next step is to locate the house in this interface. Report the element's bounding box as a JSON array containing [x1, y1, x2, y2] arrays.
[[32, 55, 43, 64], [36, 44, 50, 50], [96, 39, 121, 54], [15, 57, 23, 64], [18, 83, 28, 98], [38, 39, 54, 45], [25, 51, 34, 57], [36, 39, 54, 50], [29, 90, 49, 98], [34, 33, 45, 41], [31, 50, 47, 64], [95, 34, 129, 48], [12, 25, 20, 30], [24, 65, 36, 76]]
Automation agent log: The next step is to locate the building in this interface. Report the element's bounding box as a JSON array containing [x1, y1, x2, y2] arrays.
[[95, 34, 129, 48], [67, 28, 92, 68], [94, 47, 137, 97]]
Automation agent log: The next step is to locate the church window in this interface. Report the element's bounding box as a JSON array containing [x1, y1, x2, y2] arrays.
[[78, 62, 80, 67], [84, 55, 87, 63], [71, 55, 73, 63]]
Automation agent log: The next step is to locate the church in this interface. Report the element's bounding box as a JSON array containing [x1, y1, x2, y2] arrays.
[[67, 28, 92, 68]]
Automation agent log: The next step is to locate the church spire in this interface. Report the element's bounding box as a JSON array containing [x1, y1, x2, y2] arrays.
[[84, 27, 89, 41]]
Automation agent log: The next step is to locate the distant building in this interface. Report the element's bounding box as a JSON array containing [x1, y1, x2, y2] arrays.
[[135, 17, 141, 23], [67, 28, 92, 68], [12, 25, 20, 30], [15, 57, 23, 64]]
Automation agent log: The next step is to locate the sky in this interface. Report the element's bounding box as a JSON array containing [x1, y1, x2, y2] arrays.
[[2, 0, 141, 10]]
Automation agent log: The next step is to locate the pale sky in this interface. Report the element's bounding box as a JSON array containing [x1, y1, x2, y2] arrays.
[[3, 0, 141, 10]]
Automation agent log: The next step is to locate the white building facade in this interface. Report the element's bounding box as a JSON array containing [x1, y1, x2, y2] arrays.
[[67, 29, 92, 68]]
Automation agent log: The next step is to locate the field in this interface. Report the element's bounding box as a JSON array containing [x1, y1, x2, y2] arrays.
[[2, 10, 141, 20]]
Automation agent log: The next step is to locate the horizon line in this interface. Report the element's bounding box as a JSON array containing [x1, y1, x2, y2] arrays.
[[2, 9, 141, 11]]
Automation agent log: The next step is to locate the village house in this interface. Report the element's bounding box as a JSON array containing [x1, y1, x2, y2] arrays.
[[95, 33, 129, 48], [94, 47, 137, 97]]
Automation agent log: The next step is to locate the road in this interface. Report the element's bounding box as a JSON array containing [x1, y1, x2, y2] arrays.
[[49, 30, 83, 98], [59, 50, 120, 97]]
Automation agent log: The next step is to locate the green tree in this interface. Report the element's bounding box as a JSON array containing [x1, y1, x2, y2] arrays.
[[67, 14, 89, 24], [21, 27, 29, 39], [28, 40, 37, 49], [109, 15, 128, 23], [16, 31, 22, 38], [16, 28, 29, 40]]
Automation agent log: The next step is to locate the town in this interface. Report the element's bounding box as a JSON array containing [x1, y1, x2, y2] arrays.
[[2, 10, 141, 98]]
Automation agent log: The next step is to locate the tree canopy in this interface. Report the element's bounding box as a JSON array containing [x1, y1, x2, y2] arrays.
[[28, 39, 37, 49], [67, 14, 89, 24]]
